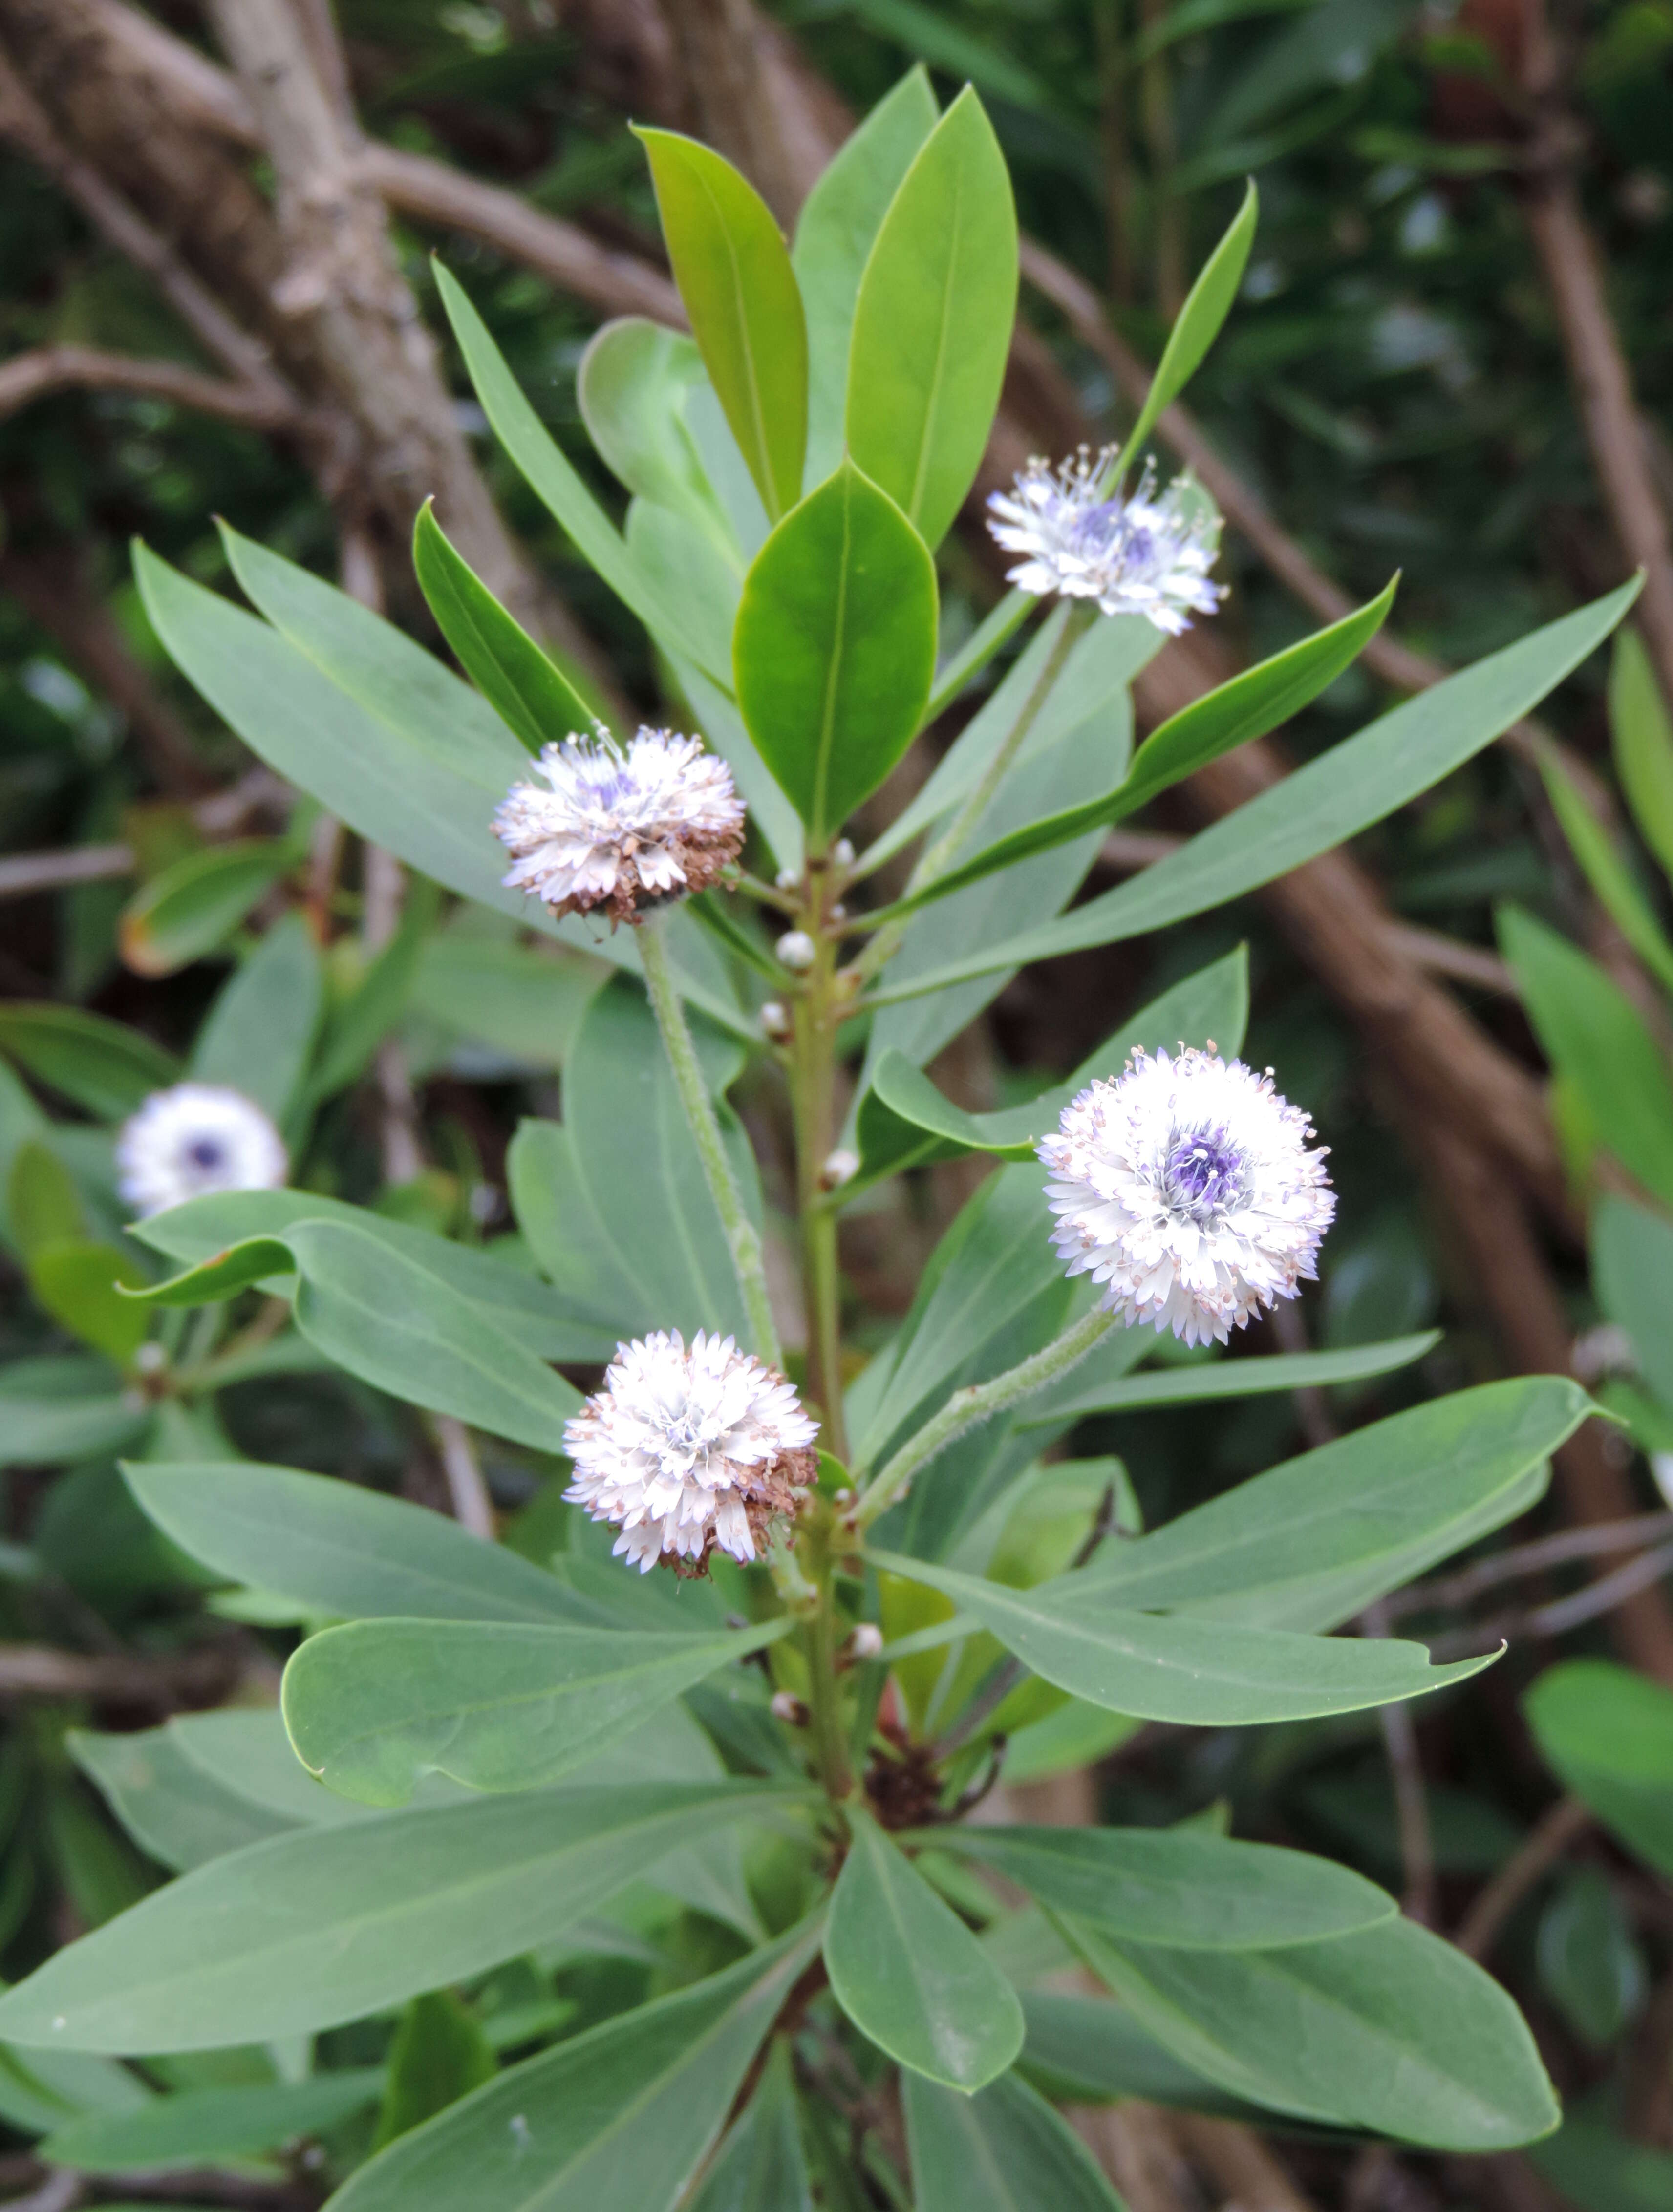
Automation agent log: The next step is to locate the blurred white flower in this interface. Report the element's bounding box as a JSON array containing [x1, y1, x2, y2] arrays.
[[493, 724, 744, 925], [563, 1329, 818, 1574], [1038, 1047, 1334, 1347], [116, 1083, 287, 1219], [987, 449, 1224, 635]]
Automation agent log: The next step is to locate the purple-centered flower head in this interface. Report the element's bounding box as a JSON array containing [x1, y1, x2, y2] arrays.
[[1038, 1047, 1334, 1347], [987, 448, 1224, 635], [116, 1083, 287, 1219], [493, 723, 745, 926], [563, 1330, 818, 1574]]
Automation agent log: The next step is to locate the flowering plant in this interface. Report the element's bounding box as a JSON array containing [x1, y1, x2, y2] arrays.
[[0, 73, 1638, 2210]]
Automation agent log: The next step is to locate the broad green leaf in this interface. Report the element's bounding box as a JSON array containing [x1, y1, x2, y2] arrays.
[[1072, 1914, 1558, 2149], [328, 1918, 822, 2212], [42, 2069, 383, 2172], [854, 946, 1248, 1181], [282, 1616, 793, 1805], [1499, 905, 1673, 1208], [30, 1240, 150, 1366], [167, 1707, 452, 1829], [865, 1549, 1494, 1724], [0, 2042, 149, 2138], [0, 1780, 802, 2052], [904, 2068, 1123, 2212], [0, 1369, 148, 1468], [71, 1726, 293, 1872], [1523, 1659, 1673, 1881], [1530, 2114, 1673, 2212], [0, 1004, 177, 1120], [1538, 750, 1673, 993], [875, 580, 1397, 920], [627, 496, 739, 681], [1072, 1375, 1586, 1630], [863, 581, 1640, 1005], [307, 882, 440, 1106], [733, 459, 937, 846], [373, 1992, 495, 2151], [1593, 1193, 1673, 1410], [1609, 627, 1673, 885], [1022, 1333, 1437, 1425], [7, 1140, 84, 1259], [577, 319, 736, 554], [434, 262, 729, 685], [794, 66, 940, 488], [124, 1460, 596, 1627], [413, 500, 592, 755], [1536, 1866, 1643, 2048], [190, 913, 323, 1126], [118, 841, 292, 977], [929, 1826, 1393, 1950], [408, 920, 605, 1075], [1018, 1990, 1264, 2117], [637, 130, 807, 522], [686, 2038, 812, 2212], [846, 87, 1017, 550], [826, 1807, 1023, 2090], [1116, 183, 1258, 471]]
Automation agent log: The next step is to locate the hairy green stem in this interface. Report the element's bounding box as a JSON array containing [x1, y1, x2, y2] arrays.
[[789, 883, 849, 1462], [638, 916, 781, 1368], [800, 1513, 852, 1801], [855, 1301, 1118, 1530]]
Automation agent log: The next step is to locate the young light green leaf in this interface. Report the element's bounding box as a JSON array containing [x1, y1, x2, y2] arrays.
[[7, 1140, 84, 1260], [1499, 904, 1673, 1210], [118, 842, 292, 978], [373, 1992, 495, 2151], [327, 1919, 822, 2212], [733, 458, 937, 846], [41, 2071, 385, 2173], [1071, 1915, 1558, 2149], [636, 130, 807, 522], [30, 1241, 150, 1367], [864, 1549, 1494, 1724], [190, 913, 323, 1126], [1116, 182, 1258, 471], [281, 1616, 793, 1805], [0, 1781, 801, 2052], [413, 500, 593, 755], [928, 1825, 1393, 1950], [0, 1005, 177, 1121], [577, 317, 736, 553], [1523, 1659, 1673, 1881], [1609, 626, 1673, 885], [846, 87, 1017, 550], [825, 1807, 1023, 2090], [904, 2068, 1124, 2212], [124, 1459, 597, 1627]]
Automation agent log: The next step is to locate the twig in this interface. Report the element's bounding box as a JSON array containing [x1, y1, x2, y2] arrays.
[[0, 844, 134, 900], [1387, 1512, 1673, 1617], [0, 1641, 239, 1704], [1363, 1599, 1437, 1926], [430, 1415, 495, 1541], [1430, 1539, 1673, 1659], [0, 342, 293, 427], [1455, 1795, 1591, 1959], [2, 2165, 83, 2212]]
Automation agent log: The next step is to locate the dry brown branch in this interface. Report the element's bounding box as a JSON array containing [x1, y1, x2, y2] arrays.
[[0, 1640, 240, 1705], [1390, 1512, 1673, 1616], [1173, 2113, 1323, 2212], [1431, 1537, 1673, 1657], [0, 341, 294, 428], [1455, 1795, 1591, 1959]]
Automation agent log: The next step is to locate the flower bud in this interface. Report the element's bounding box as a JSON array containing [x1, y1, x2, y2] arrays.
[[820, 1146, 859, 1191], [776, 929, 817, 972], [771, 1690, 810, 1725], [850, 1623, 884, 1660], [758, 999, 792, 1042]]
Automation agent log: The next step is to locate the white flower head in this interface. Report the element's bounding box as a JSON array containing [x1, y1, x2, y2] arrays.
[[1039, 1047, 1334, 1347], [493, 723, 745, 926], [563, 1329, 818, 1574], [987, 449, 1225, 635], [116, 1082, 287, 1219]]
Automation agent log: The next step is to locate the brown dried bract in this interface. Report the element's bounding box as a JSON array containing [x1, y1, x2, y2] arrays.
[[656, 1442, 817, 1576], [555, 820, 744, 928]]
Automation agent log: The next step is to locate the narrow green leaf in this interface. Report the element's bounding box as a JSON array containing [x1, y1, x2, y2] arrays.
[[1019, 1989, 1265, 2117], [636, 129, 807, 521], [71, 1726, 293, 1873], [576, 318, 735, 552], [734, 458, 937, 846], [41, 2071, 384, 2172], [1021, 1333, 1437, 1425], [1538, 749, 1673, 993], [1593, 1192, 1673, 1411], [1609, 625, 1673, 884], [282, 1616, 793, 1805], [305, 883, 438, 1107], [0, 1387, 149, 1469], [1523, 1659, 1673, 1881], [846, 86, 1018, 549], [905, 2068, 1124, 2212], [118, 842, 292, 978], [865, 1549, 1495, 1724], [7, 1140, 84, 1260], [686, 2038, 812, 2212], [825, 1806, 1023, 2090], [373, 1993, 495, 2151], [30, 1241, 150, 1366], [1117, 182, 1258, 472], [413, 501, 592, 756], [0, 1781, 801, 2052], [928, 1825, 1393, 1950], [0, 1005, 177, 1121], [190, 913, 323, 1126]]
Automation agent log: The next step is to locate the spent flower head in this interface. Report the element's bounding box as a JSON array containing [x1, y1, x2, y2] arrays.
[[493, 723, 744, 926], [117, 1083, 288, 1219], [563, 1329, 818, 1574], [1039, 1047, 1334, 1347], [987, 449, 1224, 635]]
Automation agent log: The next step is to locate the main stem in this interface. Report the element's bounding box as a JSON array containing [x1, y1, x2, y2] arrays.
[[638, 916, 781, 1368], [790, 865, 848, 1464], [856, 1302, 1118, 1531]]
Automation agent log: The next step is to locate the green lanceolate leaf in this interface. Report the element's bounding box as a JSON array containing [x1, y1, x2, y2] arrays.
[[282, 1616, 794, 1806], [794, 66, 940, 489], [687, 2037, 812, 2212], [577, 318, 735, 552], [125, 1459, 598, 1626], [904, 2069, 1124, 2212], [1022, 1333, 1437, 1425], [1610, 626, 1673, 885], [845, 86, 1017, 550], [7, 1141, 84, 1259], [41, 2070, 385, 2173], [0, 1781, 803, 2052], [1019, 1990, 1264, 2117], [733, 458, 937, 847], [927, 1825, 1393, 1950], [1523, 1659, 1673, 1881], [30, 1241, 150, 1367], [872, 578, 1398, 922], [72, 1725, 295, 1873], [0, 1374, 149, 1468], [1593, 1193, 1673, 1411], [1071, 1915, 1558, 2150], [0, 1004, 177, 1120], [636, 129, 807, 522], [825, 1806, 1023, 2090], [1537, 748, 1673, 994], [190, 913, 323, 1126], [863, 579, 1641, 1006], [328, 1918, 823, 2212], [1116, 181, 1258, 472], [118, 841, 293, 978], [373, 1992, 496, 2151], [864, 1549, 1495, 1724], [413, 500, 593, 755]]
